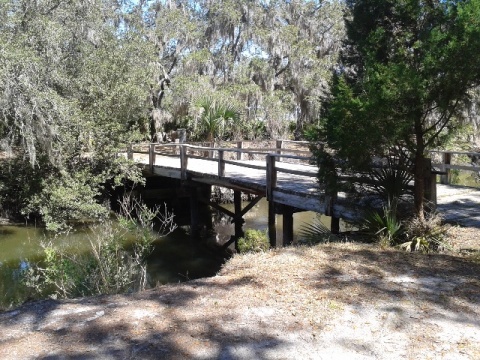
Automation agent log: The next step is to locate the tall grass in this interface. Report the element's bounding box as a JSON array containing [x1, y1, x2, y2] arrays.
[[22, 197, 176, 300]]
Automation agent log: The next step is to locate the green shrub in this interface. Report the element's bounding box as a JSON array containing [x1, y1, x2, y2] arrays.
[[363, 200, 403, 246], [22, 197, 176, 299], [237, 229, 269, 253]]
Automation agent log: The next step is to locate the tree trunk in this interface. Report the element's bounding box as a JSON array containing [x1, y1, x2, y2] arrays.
[[414, 150, 425, 223]]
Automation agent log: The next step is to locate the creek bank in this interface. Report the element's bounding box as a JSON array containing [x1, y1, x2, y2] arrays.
[[1, 236, 479, 359]]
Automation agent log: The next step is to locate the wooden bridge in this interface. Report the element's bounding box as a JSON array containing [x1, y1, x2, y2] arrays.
[[124, 140, 480, 247]]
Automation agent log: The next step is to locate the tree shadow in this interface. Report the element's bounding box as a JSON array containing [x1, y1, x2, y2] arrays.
[[1, 275, 283, 359], [311, 247, 480, 327], [2, 245, 480, 359]]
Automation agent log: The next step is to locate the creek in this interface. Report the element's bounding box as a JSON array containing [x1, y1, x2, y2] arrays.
[[0, 199, 331, 309]]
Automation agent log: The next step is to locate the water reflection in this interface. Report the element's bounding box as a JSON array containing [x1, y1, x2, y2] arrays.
[[0, 198, 337, 309], [214, 198, 333, 244]]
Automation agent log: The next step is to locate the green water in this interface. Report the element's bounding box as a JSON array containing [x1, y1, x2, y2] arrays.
[[0, 199, 333, 310], [0, 224, 225, 309], [219, 198, 343, 244]]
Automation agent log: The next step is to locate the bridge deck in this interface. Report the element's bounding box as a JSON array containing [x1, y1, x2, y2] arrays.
[[129, 146, 480, 228], [133, 153, 331, 216], [437, 184, 480, 228]]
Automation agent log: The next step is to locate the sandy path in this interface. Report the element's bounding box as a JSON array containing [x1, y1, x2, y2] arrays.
[[1, 241, 479, 360]]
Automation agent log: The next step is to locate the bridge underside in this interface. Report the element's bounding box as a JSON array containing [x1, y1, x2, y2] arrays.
[[141, 165, 343, 248]]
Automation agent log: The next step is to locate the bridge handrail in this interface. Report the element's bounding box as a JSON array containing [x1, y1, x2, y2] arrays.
[[150, 143, 312, 157], [126, 142, 317, 190], [429, 150, 480, 157], [429, 149, 480, 185]]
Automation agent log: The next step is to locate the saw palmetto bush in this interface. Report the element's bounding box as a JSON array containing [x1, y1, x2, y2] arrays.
[[369, 154, 413, 203], [191, 96, 241, 142], [363, 200, 403, 246], [400, 212, 448, 253], [298, 216, 337, 245]]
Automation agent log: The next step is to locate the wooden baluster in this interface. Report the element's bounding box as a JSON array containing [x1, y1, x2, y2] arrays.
[[441, 152, 451, 185], [149, 143, 155, 172], [127, 144, 133, 160], [174, 139, 180, 155], [237, 141, 243, 160], [266, 155, 277, 201], [209, 141, 214, 159], [276, 140, 283, 162], [218, 150, 225, 177], [180, 145, 188, 180]]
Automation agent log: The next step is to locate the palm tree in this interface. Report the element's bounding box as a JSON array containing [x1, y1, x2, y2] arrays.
[[194, 96, 241, 142]]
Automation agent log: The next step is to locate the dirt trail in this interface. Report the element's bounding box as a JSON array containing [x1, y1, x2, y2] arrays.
[[1, 239, 480, 359]]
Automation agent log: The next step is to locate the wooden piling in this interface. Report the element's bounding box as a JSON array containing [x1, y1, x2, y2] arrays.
[[282, 206, 294, 246], [234, 191, 244, 242], [440, 152, 451, 185], [325, 192, 339, 234], [331, 217, 340, 234], [190, 187, 200, 239], [268, 201, 277, 247], [266, 155, 278, 247]]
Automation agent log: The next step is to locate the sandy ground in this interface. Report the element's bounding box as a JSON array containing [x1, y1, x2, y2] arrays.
[[0, 227, 479, 360]]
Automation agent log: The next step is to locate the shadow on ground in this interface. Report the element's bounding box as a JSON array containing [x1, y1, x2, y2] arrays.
[[1, 243, 480, 359]]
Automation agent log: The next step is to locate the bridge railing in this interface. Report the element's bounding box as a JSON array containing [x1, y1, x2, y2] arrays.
[[126, 141, 319, 196], [430, 150, 480, 185], [125, 143, 480, 225]]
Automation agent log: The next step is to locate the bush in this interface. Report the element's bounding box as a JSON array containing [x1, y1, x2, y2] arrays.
[[22, 197, 176, 299], [361, 199, 449, 253], [363, 200, 403, 246], [237, 229, 269, 253], [298, 216, 335, 245], [399, 212, 447, 253]]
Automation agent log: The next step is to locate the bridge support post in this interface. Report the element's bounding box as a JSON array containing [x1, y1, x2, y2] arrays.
[[266, 155, 278, 247], [282, 206, 294, 246], [234, 191, 244, 251], [190, 187, 201, 239], [325, 193, 339, 234], [268, 201, 277, 247], [331, 217, 340, 234]]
